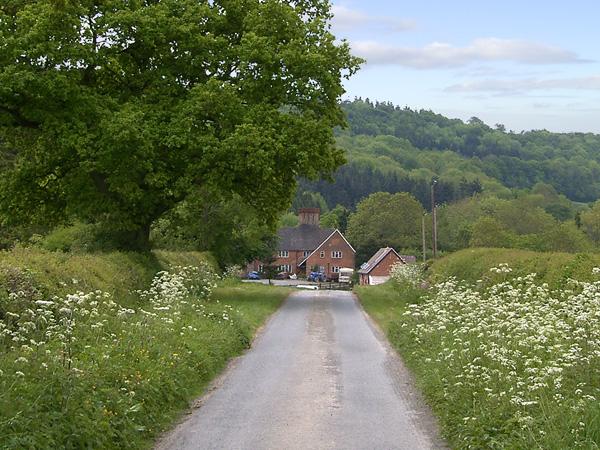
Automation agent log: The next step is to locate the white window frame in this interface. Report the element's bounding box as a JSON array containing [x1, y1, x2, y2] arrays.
[[320, 251, 325, 258], [331, 251, 342, 259], [279, 264, 292, 272], [278, 250, 289, 258], [303, 250, 310, 258], [332, 266, 340, 273]]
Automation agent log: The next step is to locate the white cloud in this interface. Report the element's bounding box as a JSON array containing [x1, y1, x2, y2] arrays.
[[446, 76, 600, 94], [351, 38, 586, 68], [331, 5, 415, 33]]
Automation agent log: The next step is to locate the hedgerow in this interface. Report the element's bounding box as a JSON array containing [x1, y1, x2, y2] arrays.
[[0, 249, 286, 448]]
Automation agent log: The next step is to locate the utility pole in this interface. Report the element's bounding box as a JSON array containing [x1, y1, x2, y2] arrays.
[[422, 214, 426, 262], [431, 179, 438, 258]]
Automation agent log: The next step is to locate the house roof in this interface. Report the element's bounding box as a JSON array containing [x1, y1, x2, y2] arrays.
[[277, 225, 334, 251], [358, 247, 405, 274], [298, 229, 356, 267]]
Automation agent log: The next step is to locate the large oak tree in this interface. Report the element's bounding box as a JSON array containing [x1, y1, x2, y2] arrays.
[[0, 0, 361, 249]]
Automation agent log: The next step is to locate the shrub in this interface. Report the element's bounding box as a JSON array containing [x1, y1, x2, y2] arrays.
[[389, 262, 424, 287]]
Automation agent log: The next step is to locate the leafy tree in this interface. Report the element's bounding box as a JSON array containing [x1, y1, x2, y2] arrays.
[[346, 192, 424, 263], [469, 217, 514, 248], [580, 201, 600, 245], [278, 212, 299, 228], [436, 197, 482, 251], [151, 190, 276, 267], [494, 200, 556, 235], [320, 204, 350, 232], [538, 222, 591, 253], [0, 0, 361, 250], [291, 190, 329, 213]]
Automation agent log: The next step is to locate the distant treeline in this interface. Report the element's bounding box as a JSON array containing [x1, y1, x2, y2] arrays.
[[298, 162, 482, 210]]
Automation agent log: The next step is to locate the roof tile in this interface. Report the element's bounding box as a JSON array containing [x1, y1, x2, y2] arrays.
[[277, 225, 334, 251]]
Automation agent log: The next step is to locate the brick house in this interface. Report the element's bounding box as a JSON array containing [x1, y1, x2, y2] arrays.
[[247, 208, 355, 279], [358, 247, 405, 285]]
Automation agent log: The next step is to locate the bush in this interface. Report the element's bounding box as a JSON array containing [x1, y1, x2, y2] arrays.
[[389, 262, 424, 287]]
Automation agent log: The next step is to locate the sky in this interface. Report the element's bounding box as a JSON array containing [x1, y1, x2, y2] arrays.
[[331, 0, 600, 133]]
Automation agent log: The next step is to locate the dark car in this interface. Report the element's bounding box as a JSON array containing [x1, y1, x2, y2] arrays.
[[248, 271, 261, 280], [308, 271, 326, 282], [275, 271, 290, 280]]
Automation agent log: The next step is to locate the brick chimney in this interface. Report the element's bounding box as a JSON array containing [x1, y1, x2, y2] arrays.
[[298, 208, 320, 226]]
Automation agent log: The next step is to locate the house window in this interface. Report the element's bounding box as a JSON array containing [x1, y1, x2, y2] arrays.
[[331, 251, 342, 259], [303, 251, 310, 258], [332, 266, 340, 273], [279, 264, 292, 272], [320, 251, 325, 258], [278, 250, 289, 258], [258, 264, 264, 272]]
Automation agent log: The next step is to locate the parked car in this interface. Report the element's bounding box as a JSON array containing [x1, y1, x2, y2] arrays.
[[308, 271, 326, 282], [247, 271, 261, 280], [275, 271, 290, 280], [289, 273, 298, 280]]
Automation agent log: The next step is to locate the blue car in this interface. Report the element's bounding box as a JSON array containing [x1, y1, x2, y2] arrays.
[[248, 271, 261, 280], [308, 271, 326, 282]]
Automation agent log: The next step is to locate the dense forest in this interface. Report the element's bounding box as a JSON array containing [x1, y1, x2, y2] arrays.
[[298, 99, 600, 210]]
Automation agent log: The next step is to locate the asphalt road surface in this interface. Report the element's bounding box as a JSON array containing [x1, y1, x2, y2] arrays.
[[156, 290, 446, 450]]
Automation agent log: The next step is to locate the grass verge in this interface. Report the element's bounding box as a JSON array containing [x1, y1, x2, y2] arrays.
[[357, 255, 600, 449], [0, 248, 288, 449]]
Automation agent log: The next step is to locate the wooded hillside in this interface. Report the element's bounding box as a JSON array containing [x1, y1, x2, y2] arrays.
[[299, 99, 600, 210]]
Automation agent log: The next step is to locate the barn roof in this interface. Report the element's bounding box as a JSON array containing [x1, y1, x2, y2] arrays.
[[277, 225, 334, 251], [358, 247, 404, 274]]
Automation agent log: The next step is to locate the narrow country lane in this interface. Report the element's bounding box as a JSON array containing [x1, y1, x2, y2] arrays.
[[156, 290, 446, 450]]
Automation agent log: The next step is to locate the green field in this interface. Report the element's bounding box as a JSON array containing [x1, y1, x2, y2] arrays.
[[0, 248, 289, 449]]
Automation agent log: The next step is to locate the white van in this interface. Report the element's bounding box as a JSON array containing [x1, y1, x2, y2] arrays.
[[338, 268, 354, 284]]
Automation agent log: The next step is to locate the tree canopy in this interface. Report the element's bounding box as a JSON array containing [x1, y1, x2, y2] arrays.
[[0, 0, 361, 249], [346, 192, 424, 263]]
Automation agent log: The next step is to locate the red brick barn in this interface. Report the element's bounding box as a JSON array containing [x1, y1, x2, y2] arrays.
[[358, 247, 405, 285]]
